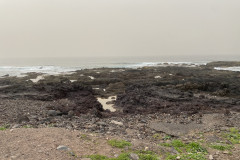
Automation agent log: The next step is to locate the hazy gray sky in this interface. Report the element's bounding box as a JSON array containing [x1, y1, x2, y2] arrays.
[[0, 0, 239, 58]]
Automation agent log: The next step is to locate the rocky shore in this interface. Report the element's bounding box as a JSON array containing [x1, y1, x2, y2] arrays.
[[0, 61, 240, 160]]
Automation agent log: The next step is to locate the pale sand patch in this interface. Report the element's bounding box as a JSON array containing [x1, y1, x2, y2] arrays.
[[154, 76, 161, 79], [29, 75, 45, 83], [0, 128, 122, 160], [88, 76, 95, 79], [97, 96, 116, 112]]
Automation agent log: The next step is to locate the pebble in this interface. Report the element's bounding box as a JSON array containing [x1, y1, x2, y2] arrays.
[[97, 122, 107, 126], [48, 110, 58, 116], [57, 145, 70, 151], [110, 120, 123, 126], [81, 158, 91, 160], [10, 155, 18, 160], [12, 124, 20, 129], [176, 156, 181, 160], [209, 155, 213, 160], [129, 153, 139, 160], [68, 110, 75, 117]]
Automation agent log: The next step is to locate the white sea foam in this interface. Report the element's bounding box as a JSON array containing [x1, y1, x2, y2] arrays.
[[126, 62, 207, 68], [214, 67, 240, 72], [0, 66, 81, 77], [0, 61, 208, 77]]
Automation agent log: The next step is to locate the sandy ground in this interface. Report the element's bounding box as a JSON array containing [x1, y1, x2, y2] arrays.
[[0, 128, 122, 160], [1, 127, 240, 160], [97, 96, 117, 112]]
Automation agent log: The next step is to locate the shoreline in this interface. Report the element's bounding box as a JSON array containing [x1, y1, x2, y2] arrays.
[[0, 61, 240, 159], [1, 61, 240, 78]]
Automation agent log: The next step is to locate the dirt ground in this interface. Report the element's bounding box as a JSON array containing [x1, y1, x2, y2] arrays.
[[0, 128, 123, 160], [0, 127, 239, 160]]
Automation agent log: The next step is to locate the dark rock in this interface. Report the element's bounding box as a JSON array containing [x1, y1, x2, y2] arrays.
[[16, 115, 30, 123], [47, 110, 58, 116], [57, 145, 70, 151]]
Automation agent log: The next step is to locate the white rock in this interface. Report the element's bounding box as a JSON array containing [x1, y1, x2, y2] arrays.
[[110, 120, 123, 126], [88, 76, 95, 79], [209, 155, 213, 160], [154, 76, 161, 79]]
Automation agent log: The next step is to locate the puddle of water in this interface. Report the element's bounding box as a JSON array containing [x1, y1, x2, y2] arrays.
[[97, 96, 116, 112]]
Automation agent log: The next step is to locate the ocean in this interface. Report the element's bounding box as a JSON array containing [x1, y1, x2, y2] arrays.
[[0, 56, 239, 77]]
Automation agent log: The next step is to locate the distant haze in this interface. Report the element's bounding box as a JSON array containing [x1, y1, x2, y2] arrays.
[[0, 0, 239, 59]]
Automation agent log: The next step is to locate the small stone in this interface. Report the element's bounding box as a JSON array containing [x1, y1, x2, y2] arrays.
[[69, 151, 76, 156], [12, 124, 20, 129], [68, 110, 74, 117], [57, 145, 70, 151], [48, 110, 58, 116], [110, 120, 123, 126], [129, 153, 139, 160], [17, 115, 30, 123], [170, 147, 179, 154], [96, 121, 107, 126], [223, 151, 229, 154], [10, 155, 18, 160], [209, 155, 213, 160], [176, 156, 181, 160], [81, 158, 91, 160]]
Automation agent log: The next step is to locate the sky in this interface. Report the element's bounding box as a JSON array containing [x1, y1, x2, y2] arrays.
[[0, 0, 239, 58]]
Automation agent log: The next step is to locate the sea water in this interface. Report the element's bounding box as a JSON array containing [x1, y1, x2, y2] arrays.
[[0, 56, 239, 77]]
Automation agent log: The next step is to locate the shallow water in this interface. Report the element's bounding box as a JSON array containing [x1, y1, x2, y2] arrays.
[[214, 67, 240, 72]]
